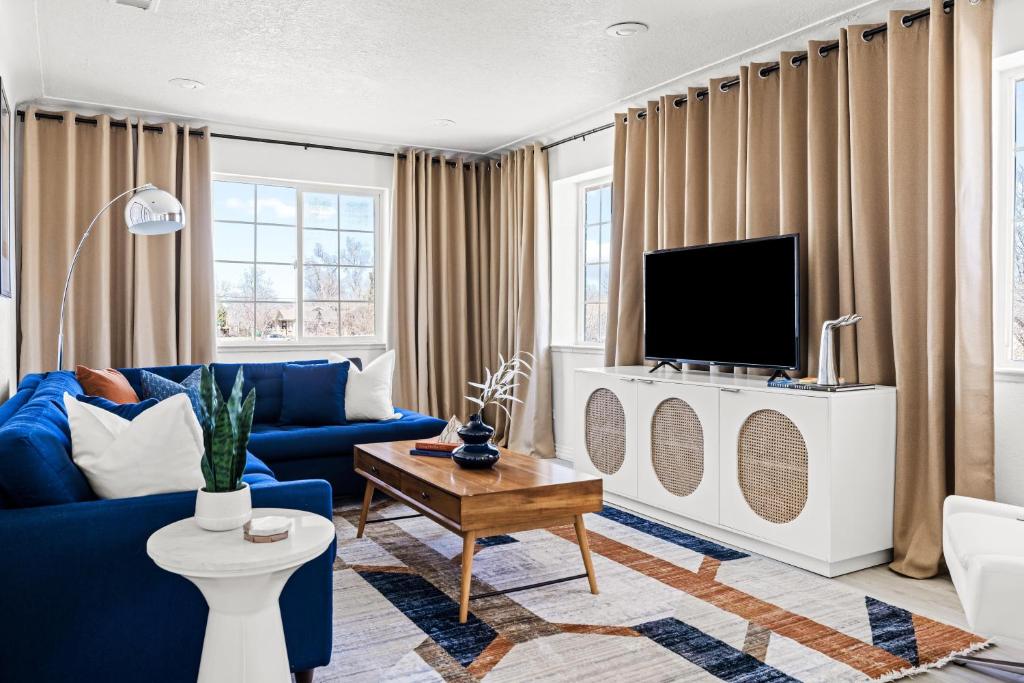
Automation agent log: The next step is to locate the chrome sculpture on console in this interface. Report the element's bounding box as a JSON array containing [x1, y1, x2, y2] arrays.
[[817, 313, 862, 386]]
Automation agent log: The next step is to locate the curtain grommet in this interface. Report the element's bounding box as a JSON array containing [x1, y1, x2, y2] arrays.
[[672, 97, 685, 108], [790, 55, 802, 68], [818, 45, 830, 58], [757, 66, 770, 79], [900, 14, 914, 28], [719, 82, 730, 93], [636, 110, 646, 120]]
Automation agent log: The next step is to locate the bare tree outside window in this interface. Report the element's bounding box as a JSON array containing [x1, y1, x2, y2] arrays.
[[581, 183, 611, 344]]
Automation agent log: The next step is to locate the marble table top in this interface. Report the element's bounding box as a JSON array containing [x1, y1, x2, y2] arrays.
[[147, 508, 336, 578]]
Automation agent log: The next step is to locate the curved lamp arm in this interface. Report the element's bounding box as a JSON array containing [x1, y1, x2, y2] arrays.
[[56, 183, 155, 370]]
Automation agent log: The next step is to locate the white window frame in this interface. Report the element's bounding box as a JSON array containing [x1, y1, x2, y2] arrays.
[[994, 53, 1024, 374], [576, 178, 612, 347], [212, 173, 386, 349]]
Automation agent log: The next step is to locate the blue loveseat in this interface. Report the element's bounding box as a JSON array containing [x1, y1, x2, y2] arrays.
[[0, 359, 446, 682]]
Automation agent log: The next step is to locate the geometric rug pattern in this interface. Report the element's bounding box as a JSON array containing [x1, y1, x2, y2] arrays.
[[318, 500, 989, 682]]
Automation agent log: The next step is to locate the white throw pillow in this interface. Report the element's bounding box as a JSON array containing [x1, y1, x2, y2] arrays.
[[328, 350, 400, 421], [63, 392, 205, 499]]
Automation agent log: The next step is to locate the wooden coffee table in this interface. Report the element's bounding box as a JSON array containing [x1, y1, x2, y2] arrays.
[[354, 440, 603, 623]]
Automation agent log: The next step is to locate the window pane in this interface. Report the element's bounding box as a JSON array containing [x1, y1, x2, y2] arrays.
[[216, 262, 253, 299], [599, 263, 609, 299], [303, 193, 337, 229], [585, 189, 601, 225], [256, 264, 296, 300], [340, 231, 374, 266], [584, 303, 601, 343], [303, 302, 339, 337], [303, 229, 338, 265], [256, 225, 297, 263], [585, 264, 600, 302], [339, 195, 374, 230], [1013, 150, 1024, 360], [213, 181, 254, 222], [257, 185, 296, 225], [585, 224, 600, 264], [304, 265, 339, 300], [255, 302, 296, 341], [216, 301, 254, 340], [340, 267, 374, 300], [214, 222, 254, 262], [601, 222, 611, 263], [1017, 80, 1024, 145], [340, 303, 374, 336], [600, 186, 611, 222]]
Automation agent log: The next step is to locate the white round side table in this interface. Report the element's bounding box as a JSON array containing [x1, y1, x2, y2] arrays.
[[147, 508, 335, 683]]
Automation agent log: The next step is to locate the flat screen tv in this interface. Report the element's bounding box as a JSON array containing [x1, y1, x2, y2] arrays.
[[644, 234, 800, 372]]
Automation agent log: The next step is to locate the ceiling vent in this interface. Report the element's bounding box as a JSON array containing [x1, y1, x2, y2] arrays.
[[110, 0, 160, 11]]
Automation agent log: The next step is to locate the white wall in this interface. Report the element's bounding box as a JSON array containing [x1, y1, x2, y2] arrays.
[[0, 0, 43, 399], [210, 133, 393, 368]]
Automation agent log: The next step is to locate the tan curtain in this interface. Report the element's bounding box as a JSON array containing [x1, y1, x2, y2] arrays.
[[18, 110, 215, 375], [390, 144, 554, 458], [604, 0, 994, 578]]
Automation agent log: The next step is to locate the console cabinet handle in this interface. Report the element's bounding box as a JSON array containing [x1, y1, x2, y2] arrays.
[[721, 387, 741, 393], [420, 491, 430, 500], [370, 465, 379, 474], [638, 379, 655, 384], [620, 377, 636, 383]]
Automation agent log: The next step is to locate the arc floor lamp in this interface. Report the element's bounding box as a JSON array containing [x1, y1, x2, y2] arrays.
[[56, 183, 186, 370]]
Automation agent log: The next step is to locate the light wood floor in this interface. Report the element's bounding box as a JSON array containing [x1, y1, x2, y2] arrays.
[[837, 565, 1022, 680]]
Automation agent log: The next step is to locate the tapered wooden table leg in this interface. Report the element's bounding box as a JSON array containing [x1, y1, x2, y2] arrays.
[[459, 532, 476, 623], [574, 514, 599, 594], [356, 481, 375, 538]]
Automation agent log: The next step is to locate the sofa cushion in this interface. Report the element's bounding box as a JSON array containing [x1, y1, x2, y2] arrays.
[[211, 360, 329, 425], [119, 364, 204, 400], [139, 368, 203, 419], [76, 394, 159, 420], [247, 408, 447, 463], [244, 451, 274, 477], [76, 365, 140, 403], [280, 361, 350, 426], [0, 372, 95, 507]]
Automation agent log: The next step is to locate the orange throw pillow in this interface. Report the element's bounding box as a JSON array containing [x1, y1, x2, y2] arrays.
[[75, 365, 140, 404]]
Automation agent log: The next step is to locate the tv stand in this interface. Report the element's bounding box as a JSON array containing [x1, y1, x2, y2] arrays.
[[649, 361, 682, 373], [767, 369, 792, 382]]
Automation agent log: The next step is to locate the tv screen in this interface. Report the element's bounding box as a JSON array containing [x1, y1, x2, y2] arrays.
[[644, 234, 800, 371]]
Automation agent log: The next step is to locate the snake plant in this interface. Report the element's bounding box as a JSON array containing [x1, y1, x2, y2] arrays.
[[197, 366, 256, 493]]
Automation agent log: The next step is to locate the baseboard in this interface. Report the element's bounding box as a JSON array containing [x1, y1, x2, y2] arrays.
[[554, 444, 574, 462], [603, 492, 892, 578]]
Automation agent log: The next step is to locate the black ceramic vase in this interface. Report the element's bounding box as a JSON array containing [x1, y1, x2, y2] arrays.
[[452, 413, 500, 469]]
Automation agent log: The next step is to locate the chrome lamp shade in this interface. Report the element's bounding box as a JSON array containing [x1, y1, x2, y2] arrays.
[[124, 187, 186, 235]]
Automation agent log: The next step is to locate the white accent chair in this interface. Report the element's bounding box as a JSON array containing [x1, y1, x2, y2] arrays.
[[943, 495, 1024, 679]]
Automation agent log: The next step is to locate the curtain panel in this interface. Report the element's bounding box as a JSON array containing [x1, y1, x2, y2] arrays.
[[390, 144, 555, 458], [19, 109, 215, 375], [605, 0, 994, 578]]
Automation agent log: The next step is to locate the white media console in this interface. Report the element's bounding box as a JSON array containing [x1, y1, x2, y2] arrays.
[[574, 366, 896, 577]]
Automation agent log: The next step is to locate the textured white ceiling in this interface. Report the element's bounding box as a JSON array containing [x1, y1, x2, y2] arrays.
[[32, 0, 879, 154]]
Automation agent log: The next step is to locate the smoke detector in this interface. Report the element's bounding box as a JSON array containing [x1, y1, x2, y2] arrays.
[[110, 0, 160, 11]]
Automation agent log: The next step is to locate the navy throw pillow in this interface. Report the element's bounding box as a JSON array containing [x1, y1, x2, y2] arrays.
[[280, 361, 350, 426], [75, 394, 159, 420], [139, 368, 204, 420]]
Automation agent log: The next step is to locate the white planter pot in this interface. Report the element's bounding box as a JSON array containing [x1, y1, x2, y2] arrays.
[[195, 483, 252, 531]]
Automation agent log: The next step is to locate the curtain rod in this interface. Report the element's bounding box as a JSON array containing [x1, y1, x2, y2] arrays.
[[543, 0, 954, 150], [15, 110, 482, 167]]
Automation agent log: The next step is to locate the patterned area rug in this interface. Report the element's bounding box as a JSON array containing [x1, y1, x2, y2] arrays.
[[319, 500, 988, 682]]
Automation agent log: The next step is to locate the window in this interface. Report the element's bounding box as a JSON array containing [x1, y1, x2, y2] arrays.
[[1011, 78, 1024, 361], [580, 182, 611, 344], [213, 178, 380, 344]]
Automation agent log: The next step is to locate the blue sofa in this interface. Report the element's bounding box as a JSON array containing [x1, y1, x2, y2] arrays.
[[0, 360, 446, 683]]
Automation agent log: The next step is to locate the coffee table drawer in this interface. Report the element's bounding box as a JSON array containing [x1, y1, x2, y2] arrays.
[[401, 474, 461, 522], [360, 456, 402, 489]]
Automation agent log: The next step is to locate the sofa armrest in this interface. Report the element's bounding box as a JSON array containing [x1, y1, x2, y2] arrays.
[[944, 494, 1023, 521], [0, 479, 335, 682]]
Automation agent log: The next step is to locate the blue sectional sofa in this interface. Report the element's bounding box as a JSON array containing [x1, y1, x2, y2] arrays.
[[0, 360, 446, 683]]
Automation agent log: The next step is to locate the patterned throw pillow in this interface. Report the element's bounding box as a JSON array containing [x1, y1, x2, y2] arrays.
[[139, 368, 204, 420]]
